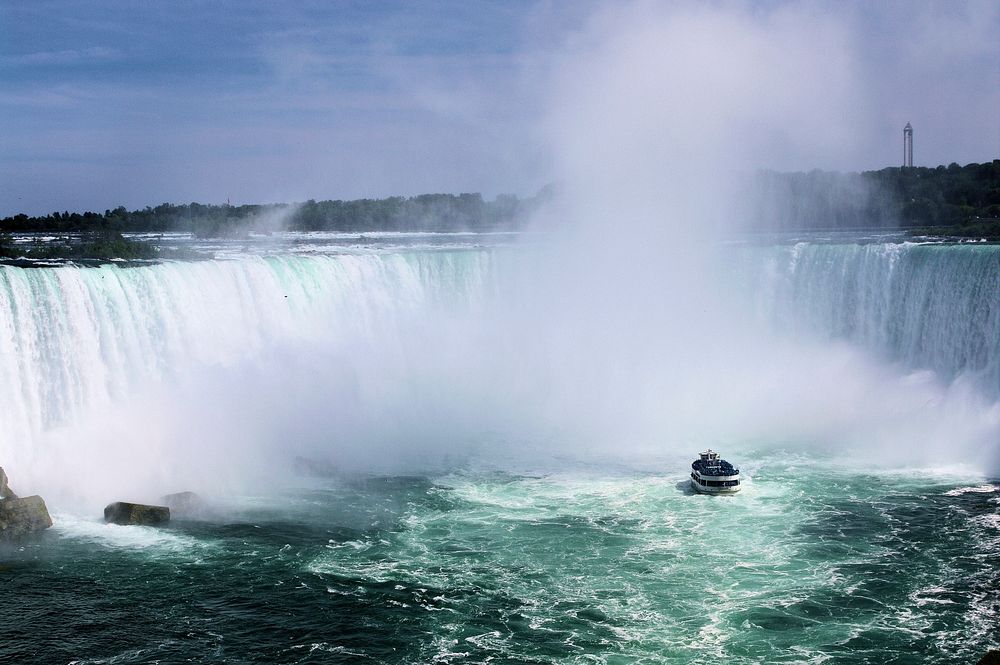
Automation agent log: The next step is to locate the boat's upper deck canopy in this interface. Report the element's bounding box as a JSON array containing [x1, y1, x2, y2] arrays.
[[692, 449, 739, 476]]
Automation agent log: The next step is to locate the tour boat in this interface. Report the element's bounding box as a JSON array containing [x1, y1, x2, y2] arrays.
[[690, 449, 741, 494]]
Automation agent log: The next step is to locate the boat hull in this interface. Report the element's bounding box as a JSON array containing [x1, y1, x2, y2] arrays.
[[690, 475, 741, 494]]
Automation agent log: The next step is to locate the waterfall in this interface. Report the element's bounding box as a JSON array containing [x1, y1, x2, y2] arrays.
[[0, 252, 494, 502], [0, 241, 997, 506], [738, 242, 1000, 396]]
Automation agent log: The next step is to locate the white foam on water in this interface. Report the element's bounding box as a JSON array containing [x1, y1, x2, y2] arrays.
[[944, 483, 997, 496], [51, 511, 211, 555]]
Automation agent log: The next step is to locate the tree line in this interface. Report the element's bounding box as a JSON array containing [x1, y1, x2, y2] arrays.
[[747, 161, 1000, 231], [0, 192, 548, 238], [2, 163, 997, 237]]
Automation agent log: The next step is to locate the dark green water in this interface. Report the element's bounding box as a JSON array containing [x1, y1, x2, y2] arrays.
[[3, 452, 997, 664]]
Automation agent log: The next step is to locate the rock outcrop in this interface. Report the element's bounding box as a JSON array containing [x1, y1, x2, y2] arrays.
[[0, 466, 17, 500], [977, 650, 1000, 665], [0, 495, 53, 540], [104, 501, 170, 526], [160, 491, 204, 518], [0, 466, 52, 540], [292, 455, 339, 478]]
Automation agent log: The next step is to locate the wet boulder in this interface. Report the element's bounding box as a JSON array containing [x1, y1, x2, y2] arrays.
[[0, 466, 17, 500], [104, 501, 170, 526], [0, 495, 53, 540], [160, 491, 204, 518], [292, 455, 339, 478]]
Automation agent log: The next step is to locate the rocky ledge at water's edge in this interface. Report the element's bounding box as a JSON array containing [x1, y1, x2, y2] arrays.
[[0, 466, 53, 541], [104, 501, 170, 526], [160, 491, 210, 519], [0, 466, 15, 501]]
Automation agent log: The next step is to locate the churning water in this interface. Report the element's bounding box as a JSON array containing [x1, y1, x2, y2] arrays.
[[1, 234, 998, 663]]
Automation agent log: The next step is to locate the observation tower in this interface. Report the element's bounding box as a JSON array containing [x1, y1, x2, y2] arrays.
[[903, 122, 913, 167]]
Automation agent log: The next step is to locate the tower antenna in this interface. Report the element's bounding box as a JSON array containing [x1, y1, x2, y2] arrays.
[[903, 122, 913, 167]]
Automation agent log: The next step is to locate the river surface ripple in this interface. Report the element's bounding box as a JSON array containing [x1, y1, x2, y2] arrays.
[[2, 451, 997, 664]]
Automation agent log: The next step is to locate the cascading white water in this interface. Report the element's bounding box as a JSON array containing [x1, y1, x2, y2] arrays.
[[0, 251, 496, 506], [0, 255, 464, 434], [738, 242, 1000, 395], [0, 240, 998, 510]]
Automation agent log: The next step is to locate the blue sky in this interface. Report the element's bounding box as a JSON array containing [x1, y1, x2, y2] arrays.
[[1, 1, 997, 216]]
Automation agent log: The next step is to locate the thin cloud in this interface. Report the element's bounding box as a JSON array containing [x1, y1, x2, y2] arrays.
[[0, 1, 997, 217], [2, 46, 120, 67]]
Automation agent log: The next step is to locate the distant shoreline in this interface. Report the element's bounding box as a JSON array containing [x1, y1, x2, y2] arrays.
[[907, 219, 1000, 242], [0, 191, 550, 238], [1, 162, 998, 244]]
